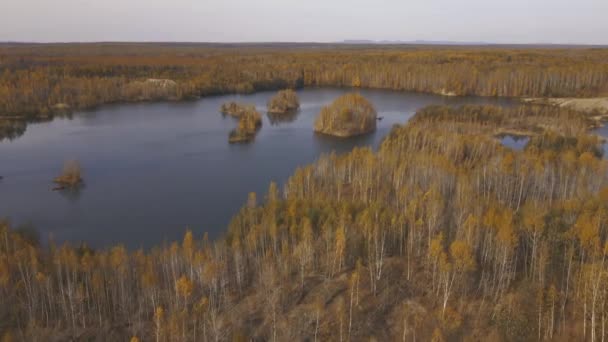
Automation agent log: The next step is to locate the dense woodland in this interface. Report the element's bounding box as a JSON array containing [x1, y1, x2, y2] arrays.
[[314, 93, 377, 137], [3, 43, 608, 340], [2, 43, 608, 139], [267, 89, 300, 114], [2, 101, 608, 340]]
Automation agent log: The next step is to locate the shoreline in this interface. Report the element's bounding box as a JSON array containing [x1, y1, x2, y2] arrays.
[[522, 97, 608, 121], [522, 96, 608, 133], [3, 86, 608, 142], [3, 85, 607, 122]]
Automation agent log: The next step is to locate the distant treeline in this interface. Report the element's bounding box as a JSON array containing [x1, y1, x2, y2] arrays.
[[1, 44, 608, 121]]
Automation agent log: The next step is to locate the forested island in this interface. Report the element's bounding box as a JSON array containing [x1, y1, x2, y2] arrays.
[[314, 93, 377, 137], [267, 89, 300, 114], [224, 104, 262, 143], [3, 98, 608, 340], [52, 160, 83, 190], [2, 43, 608, 139], [220, 102, 255, 117]]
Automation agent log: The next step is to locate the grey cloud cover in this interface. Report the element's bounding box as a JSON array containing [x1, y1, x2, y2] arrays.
[[1, 0, 607, 44]]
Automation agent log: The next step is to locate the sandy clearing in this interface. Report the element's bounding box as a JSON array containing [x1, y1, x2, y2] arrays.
[[523, 97, 608, 114]]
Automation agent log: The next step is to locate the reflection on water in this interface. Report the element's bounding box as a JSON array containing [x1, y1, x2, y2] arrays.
[[0, 119, 27, 142], [56, 186, 85, 203], [0, 88, 518, 249], [267, 110, 300, 125]]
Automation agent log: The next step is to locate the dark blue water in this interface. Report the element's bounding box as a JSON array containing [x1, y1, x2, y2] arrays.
[[500, 135, 530, 151], [0, 88, 516, 249]]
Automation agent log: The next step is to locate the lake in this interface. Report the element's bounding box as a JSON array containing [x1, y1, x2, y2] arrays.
[[0, 88, 517, 249]]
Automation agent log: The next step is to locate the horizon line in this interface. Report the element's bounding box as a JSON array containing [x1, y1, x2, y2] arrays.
[[1, 40, 607, 47]]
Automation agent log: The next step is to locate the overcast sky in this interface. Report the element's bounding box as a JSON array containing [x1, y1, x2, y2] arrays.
[[1, 0, 607, 44]]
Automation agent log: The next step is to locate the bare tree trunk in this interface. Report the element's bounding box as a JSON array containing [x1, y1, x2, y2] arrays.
[[314, 311, 319, 342]]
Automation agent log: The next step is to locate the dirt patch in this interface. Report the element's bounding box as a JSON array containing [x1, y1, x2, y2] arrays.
[[523, 97, 608, 114]]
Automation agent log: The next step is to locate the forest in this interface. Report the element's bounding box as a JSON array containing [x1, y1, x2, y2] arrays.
[[267, 89, 300, 114], [314, 93, 377, 137], [1, 43, 608, 139], [227, 107, 263, 144], [2, 99, 608, 340], [219, 102, 263, 143]]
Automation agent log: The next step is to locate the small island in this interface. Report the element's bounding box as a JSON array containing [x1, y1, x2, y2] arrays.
[[267, 89, 300, 114], [313, 93, 377, 137], [228, 107, 263, 143], [53, 160, 83, 190], [220, 102, 257, 117]]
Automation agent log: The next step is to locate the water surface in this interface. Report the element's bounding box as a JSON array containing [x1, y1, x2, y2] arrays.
[[0, 88, 516, 248], [500, 135, 530, 151], [595, 125, 608, 157]]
